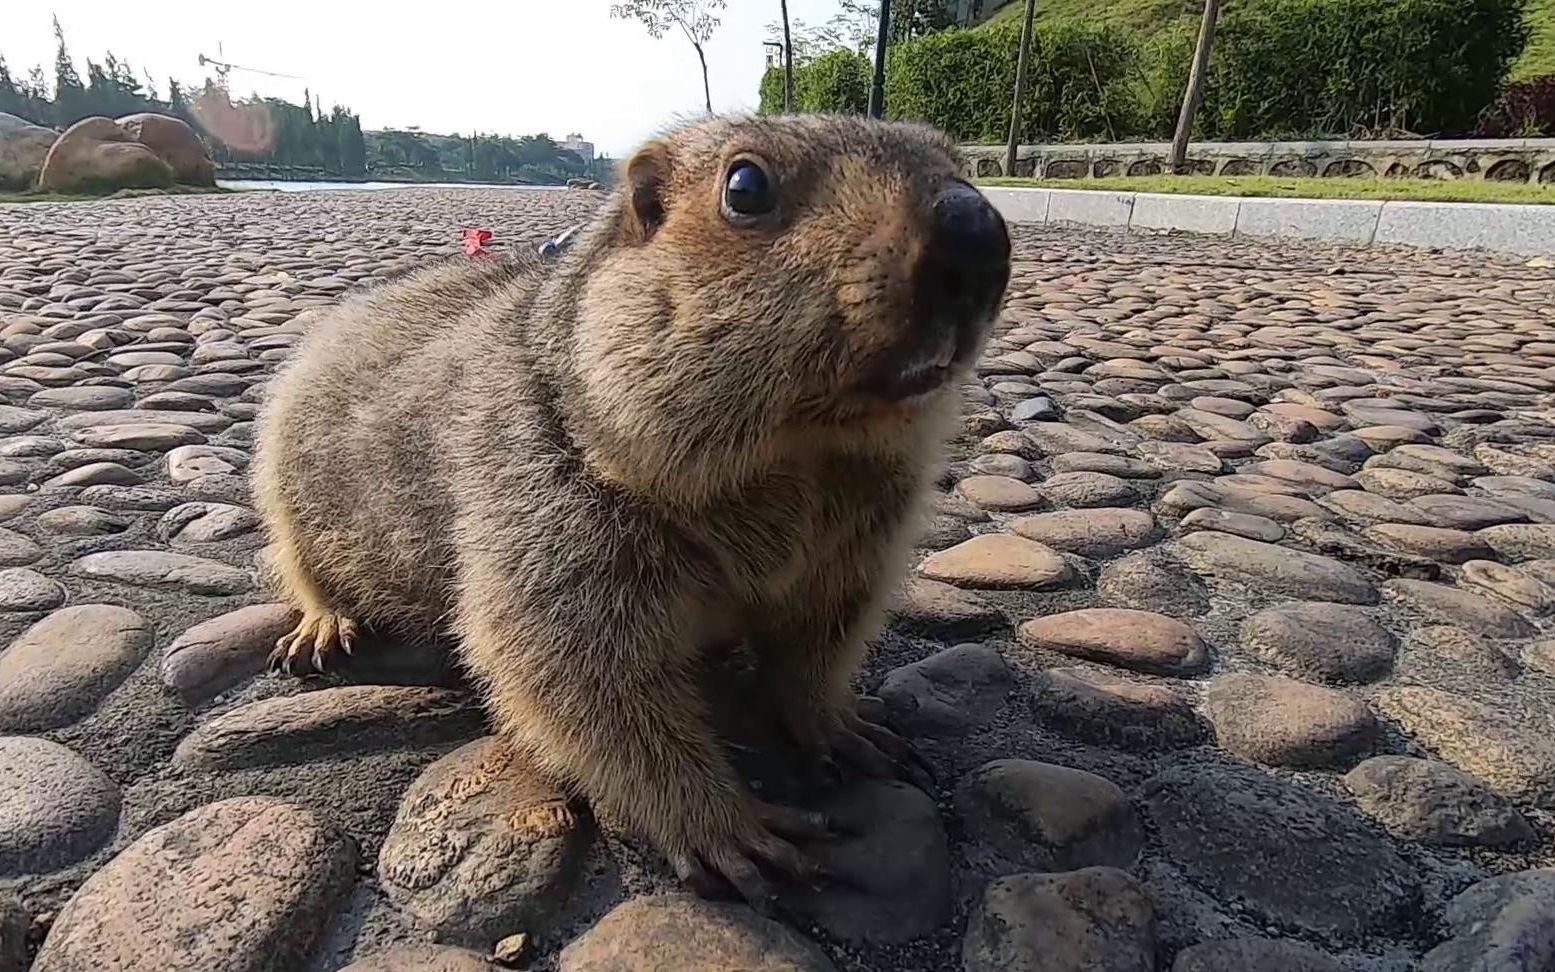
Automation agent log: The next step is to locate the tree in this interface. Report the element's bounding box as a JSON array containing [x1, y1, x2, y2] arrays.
[[610, 0, 727, 114], [51, 15, 87, 127], [1004, 0, 1036, 176], [1168, 0, 1221, 172], [780, 0, 794, 112]]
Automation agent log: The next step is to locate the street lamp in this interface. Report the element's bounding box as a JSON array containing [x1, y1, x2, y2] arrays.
[[763, 40, 792, 112]]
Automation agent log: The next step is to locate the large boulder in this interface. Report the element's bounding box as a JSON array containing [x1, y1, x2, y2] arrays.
[[116, 113, 215, 185], [0, 112, 58, 189], [35, 116, 174, 193]]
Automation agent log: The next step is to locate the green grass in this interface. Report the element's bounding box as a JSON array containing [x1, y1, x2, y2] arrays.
[[987, 0, 1555, 83], [1514, 0, 1555, 79], [979, 173, 1555, 204], [0, 185, 233, 205]]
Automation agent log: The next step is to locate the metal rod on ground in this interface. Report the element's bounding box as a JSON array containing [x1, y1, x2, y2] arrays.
[[1004, 0, 1037, 178], [1169, 0, 1221, 173], [868, 0, 891, 119], [781, 0, 794, 113]]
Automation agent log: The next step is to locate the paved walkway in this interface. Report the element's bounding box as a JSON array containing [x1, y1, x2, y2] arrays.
[[0, 189, 1552, 972]]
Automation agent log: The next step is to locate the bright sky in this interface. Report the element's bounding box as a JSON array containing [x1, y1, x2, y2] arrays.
[[7, 1, 860, 157]]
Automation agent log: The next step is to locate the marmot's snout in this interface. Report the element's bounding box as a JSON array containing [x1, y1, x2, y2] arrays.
[[879, 180, 1011, 401]]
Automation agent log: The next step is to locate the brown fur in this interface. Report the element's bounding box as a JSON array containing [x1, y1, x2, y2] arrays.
[[250, 113, 1010, 902]]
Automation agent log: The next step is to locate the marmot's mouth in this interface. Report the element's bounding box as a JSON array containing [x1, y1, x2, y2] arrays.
[[870, 328, 965, 402]]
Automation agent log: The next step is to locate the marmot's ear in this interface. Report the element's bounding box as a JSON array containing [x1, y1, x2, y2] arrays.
[[616, 141, 671, 245]]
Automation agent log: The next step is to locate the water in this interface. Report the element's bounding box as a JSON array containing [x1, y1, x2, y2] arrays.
[[218, 179, 566, 192]]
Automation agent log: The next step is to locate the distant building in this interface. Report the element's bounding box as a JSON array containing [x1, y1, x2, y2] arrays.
[[561, 133, 595, 164]]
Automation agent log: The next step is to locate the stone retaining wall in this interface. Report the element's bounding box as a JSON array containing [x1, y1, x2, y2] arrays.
[[962, 139, 1555, 183]]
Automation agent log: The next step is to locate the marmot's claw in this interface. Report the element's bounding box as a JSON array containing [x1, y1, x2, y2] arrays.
[[832, 717, 937, 793], [673, 818, 839, 907], [268, 612, 361, 677], [754, 800, 844, 841]]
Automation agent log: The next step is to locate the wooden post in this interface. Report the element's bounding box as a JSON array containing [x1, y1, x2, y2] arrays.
[[868, 0, 891, 119], [780, 0, 794, 112], [1004, 0, 1037, 178], [1169, 0, 1221, 173]]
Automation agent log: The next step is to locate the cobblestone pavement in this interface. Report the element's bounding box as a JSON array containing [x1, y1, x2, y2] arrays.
[[0, 188, 1553, 972]]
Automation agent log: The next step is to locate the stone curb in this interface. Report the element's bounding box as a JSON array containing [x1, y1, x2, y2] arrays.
[[982, 187, 1555, 256]]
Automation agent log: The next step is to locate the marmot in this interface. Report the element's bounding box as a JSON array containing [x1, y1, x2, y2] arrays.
[[251, 113, 1012, 907]]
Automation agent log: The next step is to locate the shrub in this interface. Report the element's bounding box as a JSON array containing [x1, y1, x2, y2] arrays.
[[760, 49, 872, 115], [1477, 74, 1555, 136], [1207, 0, 1528, 137], [885, 19, 1143, 143]]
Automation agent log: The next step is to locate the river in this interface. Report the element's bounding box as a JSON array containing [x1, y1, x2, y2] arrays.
[[218, 179, 567, 192]]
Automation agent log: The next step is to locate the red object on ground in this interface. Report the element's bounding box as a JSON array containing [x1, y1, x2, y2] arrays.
[[462, 228, 493, 256]]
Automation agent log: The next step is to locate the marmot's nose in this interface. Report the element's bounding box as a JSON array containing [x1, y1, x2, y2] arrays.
[[921, 181, 1011, 314]]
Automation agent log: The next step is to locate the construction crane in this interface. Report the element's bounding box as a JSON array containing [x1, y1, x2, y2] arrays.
[[197, 43, 303, 90]]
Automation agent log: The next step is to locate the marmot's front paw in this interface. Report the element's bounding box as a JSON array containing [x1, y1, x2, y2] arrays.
[[664, 802, 844, 914], [822, 713, 937, 793], [268, 610, 360, 676]]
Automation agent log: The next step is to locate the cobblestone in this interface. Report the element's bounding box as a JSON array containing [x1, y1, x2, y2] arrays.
[[2, 188, 1553, 971]]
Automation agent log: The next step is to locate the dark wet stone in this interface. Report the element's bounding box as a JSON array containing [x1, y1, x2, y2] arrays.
[[963, 867, 1156, 972], [786, 780, 951, 945], [0, 894, 22, 972], [31, 798, 356, 972], [889, 578, 1006, 640], [559, 895, 835, 972], [1170, 938, 1345, 972], [1422, 870, 1555, 972], [378, 736, 592, 947], [0, 604, 153, 732], [174, 686, 485, 771], [956, 760, 1143, 875], [877, 644, 1013, 737], [1344, 755, 1533, 847], [1240, 602, 1396, 684], [0, 737, 120, 876], [1143, 763, 1418, 937], [1030, 667, 1207, 750]]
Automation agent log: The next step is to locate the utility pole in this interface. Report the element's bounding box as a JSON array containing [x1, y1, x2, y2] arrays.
[[867, 0, 891, 119], [1169, 0, 1221, 173], [780, 0, 794, 112], [1004, 0, 1036, 177]]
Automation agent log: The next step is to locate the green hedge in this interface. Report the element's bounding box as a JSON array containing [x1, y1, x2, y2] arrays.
[[759, 49, 871, 115], [1206, 0, 1528, 137], [885, 20, 1143, 142], [757, 0, 1528, 142]]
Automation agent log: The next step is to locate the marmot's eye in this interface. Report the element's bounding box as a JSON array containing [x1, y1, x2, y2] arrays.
[[724, 161, 775, 218]]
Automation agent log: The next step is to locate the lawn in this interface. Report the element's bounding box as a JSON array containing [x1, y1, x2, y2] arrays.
[[978, 174, 1555, 205], [987, 0, 1555, 81]]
